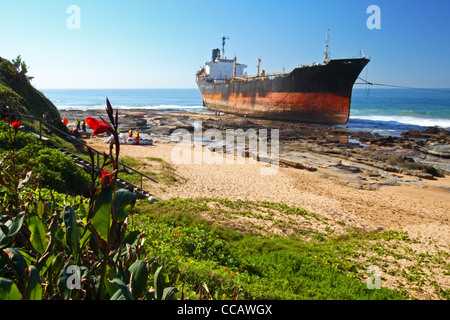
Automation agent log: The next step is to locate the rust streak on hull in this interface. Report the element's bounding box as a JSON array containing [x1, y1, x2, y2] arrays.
[[202, 92, 352, 125]]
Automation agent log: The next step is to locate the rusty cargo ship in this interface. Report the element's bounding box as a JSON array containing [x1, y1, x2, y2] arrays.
[[196, 35, 370, 125]]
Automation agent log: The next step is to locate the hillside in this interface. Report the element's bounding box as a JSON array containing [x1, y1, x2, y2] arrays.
[[0, 56, 62, 127]]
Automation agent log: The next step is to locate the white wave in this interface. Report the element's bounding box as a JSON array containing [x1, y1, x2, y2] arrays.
[[57, 105, 206, 111], [148, 105, 205, 110], [56, 105, 105, 111], [350, 115, 450, 129]]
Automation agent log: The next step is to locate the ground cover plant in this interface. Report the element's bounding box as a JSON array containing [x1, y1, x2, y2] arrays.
[[130, 198, 449, 300]]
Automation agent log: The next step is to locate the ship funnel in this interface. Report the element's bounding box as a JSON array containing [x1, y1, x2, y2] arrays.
[[212, 48, 220, 62]]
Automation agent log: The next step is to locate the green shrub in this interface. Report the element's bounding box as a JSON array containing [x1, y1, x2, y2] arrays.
[[0, 120, 39, 151], [35, 147, 89, 195], [0, 120, 89, 195]]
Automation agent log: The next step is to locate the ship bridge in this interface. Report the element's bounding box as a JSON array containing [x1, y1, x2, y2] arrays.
[[201, 49, 247, 81]]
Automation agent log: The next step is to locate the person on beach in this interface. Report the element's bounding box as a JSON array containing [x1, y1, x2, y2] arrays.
[[71, 128, 80, 137], [129, 127, 133, 137], [76, 119, 80, 131], [81, 119, 86, 132], [134, 128, 140, 144]]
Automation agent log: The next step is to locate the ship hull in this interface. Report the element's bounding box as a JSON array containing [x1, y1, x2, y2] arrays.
[[196, 58, 369, 125]]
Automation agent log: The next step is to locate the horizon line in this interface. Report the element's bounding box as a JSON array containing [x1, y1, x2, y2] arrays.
[[38, 87, 198, 90], [38, 87, 450, 91]]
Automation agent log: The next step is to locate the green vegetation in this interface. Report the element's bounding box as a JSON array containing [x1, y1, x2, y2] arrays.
[[130, 198, 449, 300], [0, 120, 89, 196], [130, 199, 394, 299], [0, 56, 61, 127], [116, 156, 179, 194], [0, 104, 178, 300]]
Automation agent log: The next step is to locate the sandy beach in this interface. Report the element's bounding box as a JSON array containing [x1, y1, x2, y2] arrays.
[[88, 137, 450, 242], [59, 108, 450, 248]]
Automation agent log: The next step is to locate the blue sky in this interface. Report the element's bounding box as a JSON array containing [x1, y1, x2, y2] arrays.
[[0, 0, 449, 89]]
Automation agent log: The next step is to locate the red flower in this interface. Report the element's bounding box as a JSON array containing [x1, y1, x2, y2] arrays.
[[100, 170, 112, 184], [174, 230, 180, 236], [10, 120, 20, 131], [85, 117, 111, 136]]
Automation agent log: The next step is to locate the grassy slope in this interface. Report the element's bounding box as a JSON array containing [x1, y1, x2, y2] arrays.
[[131, 198, 449, 300], [0, 56, 61, 125]]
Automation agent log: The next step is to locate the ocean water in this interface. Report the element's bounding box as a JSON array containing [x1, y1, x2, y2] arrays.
[[41, 89, 205, 112], [41, 88, 450, 137], [344, 88, 450, 136]]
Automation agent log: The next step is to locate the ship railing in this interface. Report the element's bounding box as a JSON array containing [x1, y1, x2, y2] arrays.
[[205, 70, 291, 84], [233, 71, 291, 82]]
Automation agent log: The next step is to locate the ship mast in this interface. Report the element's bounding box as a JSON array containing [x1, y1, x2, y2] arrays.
[[324, 28, 330, 63], [257, 57, 261, 77]]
